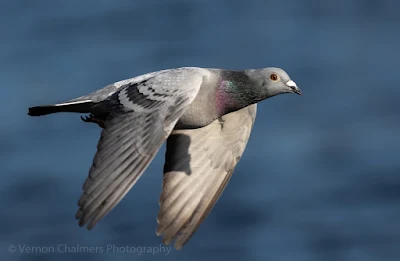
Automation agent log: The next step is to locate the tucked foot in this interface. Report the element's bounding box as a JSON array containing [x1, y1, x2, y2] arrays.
[[81, 114, 105, 128], [217, 117, 225, 128]]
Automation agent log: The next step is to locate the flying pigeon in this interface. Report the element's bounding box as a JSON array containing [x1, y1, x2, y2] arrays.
[[28, 67, 301, 249]]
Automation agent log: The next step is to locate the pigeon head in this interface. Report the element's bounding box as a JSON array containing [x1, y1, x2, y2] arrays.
[[246, 67, 302, 98]]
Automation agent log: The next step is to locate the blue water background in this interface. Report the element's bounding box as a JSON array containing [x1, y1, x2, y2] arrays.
[[1, 0, 399, 260]]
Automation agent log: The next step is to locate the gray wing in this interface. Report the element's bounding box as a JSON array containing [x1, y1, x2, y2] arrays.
[[157, 104, 257, 249], [69, 69, 170, 103], [76, 68, 209, 229]]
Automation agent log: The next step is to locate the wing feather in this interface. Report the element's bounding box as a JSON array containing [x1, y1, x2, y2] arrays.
[[76, 68, 209, 229], [157, 105, 257, 249]]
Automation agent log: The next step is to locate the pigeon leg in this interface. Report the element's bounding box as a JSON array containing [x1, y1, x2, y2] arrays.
[[217, 117, 225, 129], [81, 114, 105, 128]]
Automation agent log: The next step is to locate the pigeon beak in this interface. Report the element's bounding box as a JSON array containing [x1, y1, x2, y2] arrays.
[[286, 80, 302, 95]]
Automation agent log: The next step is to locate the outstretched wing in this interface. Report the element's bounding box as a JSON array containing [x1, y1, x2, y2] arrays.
[[157, 104, 257, 249], [76, 68, 210, 229]]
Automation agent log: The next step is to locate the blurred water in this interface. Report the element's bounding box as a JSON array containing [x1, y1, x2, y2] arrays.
[[1, 0, 400, 260]]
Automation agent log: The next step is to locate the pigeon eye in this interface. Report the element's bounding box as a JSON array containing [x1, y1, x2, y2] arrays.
[[270, 73, 279, 81]]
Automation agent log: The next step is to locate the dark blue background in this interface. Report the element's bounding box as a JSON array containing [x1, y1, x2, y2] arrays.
[[2, 0, 399, 260]]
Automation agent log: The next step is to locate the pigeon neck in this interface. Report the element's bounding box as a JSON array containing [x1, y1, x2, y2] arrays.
[[216, 78, 259, 116]]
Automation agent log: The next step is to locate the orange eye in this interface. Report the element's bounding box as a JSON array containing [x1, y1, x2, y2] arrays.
[[270, 73, 279, 81]]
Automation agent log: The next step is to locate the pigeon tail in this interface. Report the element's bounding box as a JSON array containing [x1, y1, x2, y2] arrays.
[[28, 100, 95, 116]]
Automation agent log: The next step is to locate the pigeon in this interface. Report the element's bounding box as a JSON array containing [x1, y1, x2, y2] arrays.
[[28, 67, 301, 249]]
